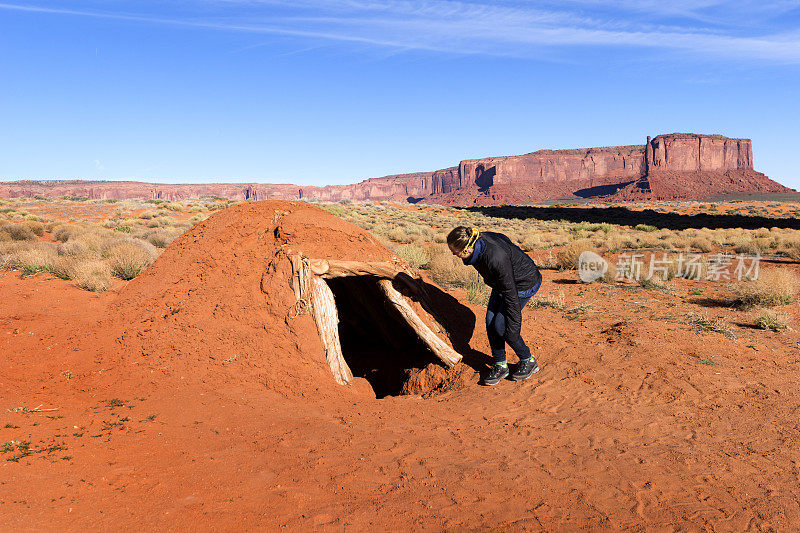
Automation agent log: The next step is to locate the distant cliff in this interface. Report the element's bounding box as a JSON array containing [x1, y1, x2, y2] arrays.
[[0, 133, 792, 204], [426, 133, 790, 204]]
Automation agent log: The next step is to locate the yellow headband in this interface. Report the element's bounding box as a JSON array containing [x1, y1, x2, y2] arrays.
[[466, 228, 480, 249]]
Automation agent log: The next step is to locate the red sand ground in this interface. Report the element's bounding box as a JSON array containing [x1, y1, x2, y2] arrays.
[[3, 201, 800, 530]]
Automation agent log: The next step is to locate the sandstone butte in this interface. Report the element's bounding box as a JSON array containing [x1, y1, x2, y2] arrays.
[[1, 133, 793, 205]]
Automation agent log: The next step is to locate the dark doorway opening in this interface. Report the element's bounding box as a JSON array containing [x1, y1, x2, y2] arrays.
[[326, 276, 441, 398]]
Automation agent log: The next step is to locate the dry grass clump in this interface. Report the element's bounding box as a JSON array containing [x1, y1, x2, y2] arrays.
[[140, 228, 178, 248], [163, 202, 184, 212], [387, 227, 412, 244], [22, 221, 45, 236], [690, 237, 713, 253], [755, 310, 791, 332], [65, 259, 113, 292], [665, 235, 688, 250], [735, 268, 800, 308], [685, 312, 737, 338], [556, 240, 595, 270], [783, 239, 800, 262], [634, 224, 657, 232], [733, 238, 761, 256], [429, 248, 474, 287], [394, 245, 431, 270], [56, 239, 90, 256], [141, 218, 164, 228], [602, 232, 626, 252], [520, 233, 541, 251], [0, 242, 57, 275], [105, 240, 159, 280], [1, 223, 37, 241], [138, 210, 159, 220], [636, 233, 662, 249], [52, 224, 86, 242]]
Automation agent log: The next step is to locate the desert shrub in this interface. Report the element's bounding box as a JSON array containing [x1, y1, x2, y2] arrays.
[[733, 238, 761, 256], [521, 234, 541, 251], [466, 273, 490, 306], [429, 250, 474, 287], [690, 237, 713, 253], [142, 218, 163, 228], [67, 259, 113, 292], [105, 240, 159, 280], [52, 224, 85, 242], [784, 239, 800, 262], [394, 245, 431, 270], [387, 227, 412, 244], [667, 236, 689, 250], [0, 242, 57, 275], [603, 232, 626, 252], [756, 310, 791, 332], [637, 233, 662, 249], [753, 237, 775, 251], [138, 211, 158, 220], [141, 229, 177, 248], [22, 221, 45, 236], [556, 240, 594, 270], [163, 202, 183, 212], [685, 312, 736, 339], [735, 269, 800, 308], [118, 218, 141, 228], [56, 239, 90, 256], [635, 224, 658, 232], [1, 223, 37, 241]]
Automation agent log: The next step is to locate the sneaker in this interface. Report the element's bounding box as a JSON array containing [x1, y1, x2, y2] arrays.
[[483, 364, 510, 386], [511, 358, 539, 381]]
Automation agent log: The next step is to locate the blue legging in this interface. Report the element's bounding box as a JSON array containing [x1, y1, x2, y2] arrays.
[[485, 282, 540, 365]]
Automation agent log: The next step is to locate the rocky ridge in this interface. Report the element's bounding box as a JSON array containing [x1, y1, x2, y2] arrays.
[[1, 133, 792, 204]]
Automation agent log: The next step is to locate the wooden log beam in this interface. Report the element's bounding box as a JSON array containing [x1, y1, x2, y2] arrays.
[[377, 279, 462, 368], [309, 259, 408, 280], [309, 276, 353, 385]]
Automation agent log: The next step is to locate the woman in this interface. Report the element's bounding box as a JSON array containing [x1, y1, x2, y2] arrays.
[[447, 226, 542, 385]]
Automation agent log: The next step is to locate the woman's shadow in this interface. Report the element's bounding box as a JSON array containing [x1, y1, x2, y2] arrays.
[[396, 273, 491, 373]]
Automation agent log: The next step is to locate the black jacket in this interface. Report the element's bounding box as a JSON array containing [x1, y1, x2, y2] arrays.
[[463, 231, 541, 342]]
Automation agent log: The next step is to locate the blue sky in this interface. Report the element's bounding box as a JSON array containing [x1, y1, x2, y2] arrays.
[[1, 1, 799, 188]]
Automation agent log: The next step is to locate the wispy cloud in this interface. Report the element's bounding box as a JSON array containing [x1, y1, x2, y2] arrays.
[[2, 0, 800, 63]]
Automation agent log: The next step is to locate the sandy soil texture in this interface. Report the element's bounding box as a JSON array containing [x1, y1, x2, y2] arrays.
[[2, 201, 800, 531]]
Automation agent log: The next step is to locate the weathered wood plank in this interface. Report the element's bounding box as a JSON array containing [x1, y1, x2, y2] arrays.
[[377, 279, 462, 368], [309, 276, 353, 385]]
